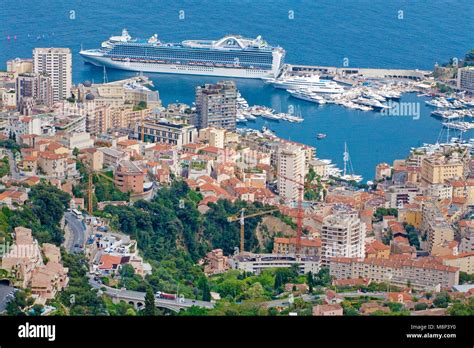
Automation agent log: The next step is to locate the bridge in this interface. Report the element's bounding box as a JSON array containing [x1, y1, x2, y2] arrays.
[[89, 277, 214, 313]]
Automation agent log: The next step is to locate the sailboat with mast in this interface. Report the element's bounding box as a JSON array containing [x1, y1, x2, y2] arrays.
[[339, 142, 363, 183]]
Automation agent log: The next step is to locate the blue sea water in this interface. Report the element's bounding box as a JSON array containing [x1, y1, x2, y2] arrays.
[[0, 0, 472, 179]]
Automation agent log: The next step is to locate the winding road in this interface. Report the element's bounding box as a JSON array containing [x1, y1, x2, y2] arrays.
[[64, 212, 87, 253]]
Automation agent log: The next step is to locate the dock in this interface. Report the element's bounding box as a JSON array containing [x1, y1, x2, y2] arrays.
[[285, 64, 432, 81]]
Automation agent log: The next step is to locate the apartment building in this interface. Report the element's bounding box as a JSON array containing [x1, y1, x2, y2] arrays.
[[16, 72, 53, 109], [195, 81, 237, 130], [425, 183, 453, 200], [79, 148, 104, 172], [397, 203, 422, 229], [375, 162, 391, 181], [198, 127, 225, 148], [7, 58, 33, 76], [330, 256, 459, 290], [421, 201, 455, 253], [442, 253, 474, 274], [421, 155, 465, 185], [135, 120, 197, 149], [86, 105, 151, 135], [321, 213, 366, 266], [64, 132, 94, 150], [98, 147, 129, 168], [230, 253, 320, 275], [384, 184, 423, 208], [273, 237, 321, 256], [114, 160, 144, 193], [460, 227, 474, 253], [277, 143, 306, 202], [33, 48, 72, 102], [1, 227, 43, 288], [457, 66, 474, 94], [38, 151, 68, 179]]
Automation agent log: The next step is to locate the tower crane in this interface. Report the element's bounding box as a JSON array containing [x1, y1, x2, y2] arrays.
[[275, 172, 321, 254], [227, 208, 279, 254], [83, 163, 123, 215]]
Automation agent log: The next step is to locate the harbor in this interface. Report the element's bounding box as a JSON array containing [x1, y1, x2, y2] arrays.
[[230, 66, 474, 182], [2, 1, 470, 183]]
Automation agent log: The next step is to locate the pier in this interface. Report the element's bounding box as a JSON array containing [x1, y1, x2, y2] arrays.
[[285, 64, 431, 81]]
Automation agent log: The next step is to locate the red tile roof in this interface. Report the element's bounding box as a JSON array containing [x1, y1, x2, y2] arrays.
[[98, 254, 123, 270]]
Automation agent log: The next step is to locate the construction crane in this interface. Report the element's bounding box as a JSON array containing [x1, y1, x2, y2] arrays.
[[275, 173, 320, 254], [85, 167, 122, 215], [227, 208, 279, 254]]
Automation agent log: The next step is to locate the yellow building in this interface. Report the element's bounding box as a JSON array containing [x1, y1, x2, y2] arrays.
[[365, 240, 391, 259], [398, 204, 422, 229], [442, 253, 474, 274], [421, 156, 465, 185], [450, 179, 474, 205], [87, 105, 152, 135], [198, 127, 225, 149]]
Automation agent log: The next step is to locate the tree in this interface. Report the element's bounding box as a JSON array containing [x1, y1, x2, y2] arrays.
[[274, 268, 296, 292], [6, 290, 33, 316], [459, 271, 474, 284], [405, 224, 420, 249], [198, 277, 211, 302], [341, 300, 359, 316], [306, 271, 314, 293], [179, 306, 210, 316], [314, 268, 331, 287], [218, 278, 246, 299], [433, 292, 450, 308], [414, 303, 428, 311], [247, 282, 264, 300], [374, 208, 398, 220], [143, 287, 156, 315], [387, 302, 403, 312], [59, 253, 107, 316], [448, 298, 474, 316], [120, 264, 135, 279], [73, 147, 80, 157]]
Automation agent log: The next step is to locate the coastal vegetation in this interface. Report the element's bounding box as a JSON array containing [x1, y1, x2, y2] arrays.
[[100, 180, 269, 297], [0, 156, 10, 177], [0, 183, 70, 245]]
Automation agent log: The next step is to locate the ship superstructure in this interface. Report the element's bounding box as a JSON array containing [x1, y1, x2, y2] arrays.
[[80, 29, 285, 79]]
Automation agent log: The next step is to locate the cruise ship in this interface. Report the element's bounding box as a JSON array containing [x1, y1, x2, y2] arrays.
[[80, 29, 285, 79]]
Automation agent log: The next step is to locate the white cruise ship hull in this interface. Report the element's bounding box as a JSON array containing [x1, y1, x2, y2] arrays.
[[80, 51, 277, 79]]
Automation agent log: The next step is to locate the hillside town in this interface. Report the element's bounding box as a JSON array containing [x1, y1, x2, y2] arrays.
[[0, 47, 473, 317]]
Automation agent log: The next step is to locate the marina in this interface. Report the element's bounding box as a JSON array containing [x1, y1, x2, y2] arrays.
[[3, 0, 470, 182], [442, 121, 474, 132]]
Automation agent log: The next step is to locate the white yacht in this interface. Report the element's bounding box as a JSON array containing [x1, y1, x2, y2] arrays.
[[268, 75, 345, 94], [288, 89, 327, 104], [353, 97, 391, 110]]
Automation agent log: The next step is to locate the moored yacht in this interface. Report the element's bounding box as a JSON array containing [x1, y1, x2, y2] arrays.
[[268, 75, 345, 94]]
